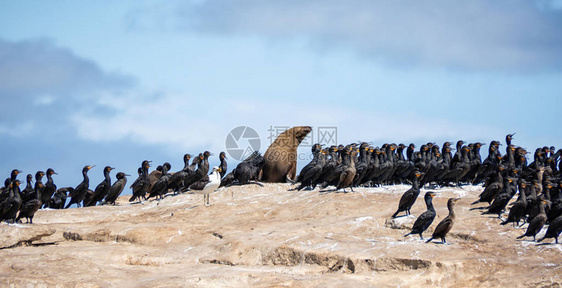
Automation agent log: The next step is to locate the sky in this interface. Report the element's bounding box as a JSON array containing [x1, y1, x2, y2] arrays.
[[1, 0, 562, 191]]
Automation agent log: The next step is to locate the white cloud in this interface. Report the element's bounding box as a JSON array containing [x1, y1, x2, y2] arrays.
[[73, 94, 502, 157], [145, 0, 562, 72]]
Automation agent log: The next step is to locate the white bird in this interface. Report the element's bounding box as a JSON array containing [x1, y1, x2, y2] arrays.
[[191, 166, 222, 206]]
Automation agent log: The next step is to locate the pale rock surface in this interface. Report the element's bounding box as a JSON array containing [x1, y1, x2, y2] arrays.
[[0, 184, 560, 287]]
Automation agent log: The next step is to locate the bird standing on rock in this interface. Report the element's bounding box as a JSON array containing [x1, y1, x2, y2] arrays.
[[404, 191, 437, 239], [65, 165, 95, 209], [42, 168, 57, 208], [85, 166, 114, 207], [102, 172, 129, 205], [392, 171, 424, 218], [1, 180, 22, 223], [426, 198, 460, 244], [517, 199, 548, 241], [190, 166, 222, 206], [129, 161, 151, 203]]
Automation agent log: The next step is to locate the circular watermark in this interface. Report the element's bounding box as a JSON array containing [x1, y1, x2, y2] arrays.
[[225, 126, 261, 161]]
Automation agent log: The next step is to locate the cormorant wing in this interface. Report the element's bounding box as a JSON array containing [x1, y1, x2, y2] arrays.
[[432, 216, 453, 236], [190, 176, 210, 190]]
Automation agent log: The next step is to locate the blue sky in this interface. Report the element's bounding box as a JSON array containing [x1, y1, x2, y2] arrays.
[[1, 0, 562, 189]]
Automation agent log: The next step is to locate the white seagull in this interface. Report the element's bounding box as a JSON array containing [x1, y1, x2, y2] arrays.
[[191, 166, 222, 206]]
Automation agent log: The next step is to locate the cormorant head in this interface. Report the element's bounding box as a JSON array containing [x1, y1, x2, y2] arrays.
[[47, 168, 58, 176], [220, 152, 227, 160], [184, 154, 192, 161], [506, 133, 516, 141], [448, 197, 461, 206], [142, 160, 151, 169], [35, 171, 45, 180], [163, 162, 171, 171], [425, 191, 437, 199], [11, 169, 22, 179], [117, 172, 129, 179]]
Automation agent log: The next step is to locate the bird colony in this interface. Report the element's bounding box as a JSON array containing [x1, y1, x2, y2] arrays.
[[1, 133, 561, 244]]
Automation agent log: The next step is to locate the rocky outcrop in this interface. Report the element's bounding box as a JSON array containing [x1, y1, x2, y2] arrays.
[[0, 184, 560, 287]]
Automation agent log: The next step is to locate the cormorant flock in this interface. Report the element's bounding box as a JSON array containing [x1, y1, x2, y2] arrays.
[[1, 133, 561, 244]]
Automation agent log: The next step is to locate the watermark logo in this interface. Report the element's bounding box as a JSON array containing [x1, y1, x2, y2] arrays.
[[318, 127, 337, 146], [225, 126, 261, 161], [226, 125, 338, 161], [267, 125, 337, 147]]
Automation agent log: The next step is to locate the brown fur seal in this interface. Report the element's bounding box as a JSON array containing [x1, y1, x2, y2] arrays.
[[261, 126, 312, 183]]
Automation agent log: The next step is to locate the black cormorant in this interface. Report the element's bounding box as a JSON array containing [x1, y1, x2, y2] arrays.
[[336, 145, 357, 192], [129, 161, 151, 202], [404, 191, 437, 239], [1, 180, 22, 223], [219, 152, 228, 179], [85, 166, 114, 206], [65, 165, 94, 208], [517, 199, 548, 241], [538, 215, 562, 244], [41, 168, 57, 208], [426, 198, 460, 244], [148, 162, 171, 200], [392, 171, 424, 218], [221, 151, 265, 187], [16, 178, 43, 224], [102, 172, 129, 205], [500, 183, 527, 227], [21, 174, 34, 203]]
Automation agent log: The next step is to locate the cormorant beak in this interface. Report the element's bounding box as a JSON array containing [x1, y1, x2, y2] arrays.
[[124, 174, 131, 176], [88, 165, 96, 170]]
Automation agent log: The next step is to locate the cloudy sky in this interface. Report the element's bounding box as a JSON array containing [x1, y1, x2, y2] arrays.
[[1, 0, 562, 189]]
